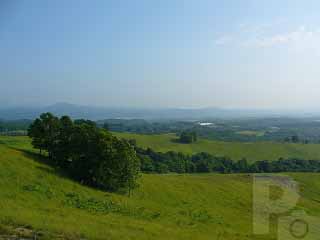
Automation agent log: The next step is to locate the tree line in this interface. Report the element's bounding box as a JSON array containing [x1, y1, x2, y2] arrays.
[[130, 142, 320, 174], [28, 113, 140, 192], [0, 119, 31, 135]]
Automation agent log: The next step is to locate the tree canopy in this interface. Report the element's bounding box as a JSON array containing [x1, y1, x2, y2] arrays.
[[179, 131, 197, 144]]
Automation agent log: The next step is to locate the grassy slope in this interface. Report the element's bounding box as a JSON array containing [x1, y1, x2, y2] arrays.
[[114, 132, 320, 162], [1, 136, 320, 239]]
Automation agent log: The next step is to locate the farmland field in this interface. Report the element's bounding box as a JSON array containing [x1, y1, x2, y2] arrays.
[[114, 132, 320, 162]]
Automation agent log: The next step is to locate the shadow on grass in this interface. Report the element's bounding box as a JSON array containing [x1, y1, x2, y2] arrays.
[[7, 146, 133, 195], [21, 149, 53, 166], [170, 138, 192, 144], [9, 146, 72, 180]]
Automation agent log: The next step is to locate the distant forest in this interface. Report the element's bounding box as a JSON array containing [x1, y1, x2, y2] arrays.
[[3, 116, 320, 143], [0, 119, 31, 135], [100, 118, 320, 143]]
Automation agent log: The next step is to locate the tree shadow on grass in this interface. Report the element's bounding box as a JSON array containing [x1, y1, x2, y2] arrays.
[[10, 147, 54, 166], [7, 146, 132, 195], [170, 138, 182, 143], [8, 146, 71, 180], [170, 138, 192, 144]]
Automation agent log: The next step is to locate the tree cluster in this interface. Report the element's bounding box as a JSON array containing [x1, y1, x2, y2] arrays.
[[28, 113, 140, 192], [284, 135, 301, 143], [179, 131, 198, 144]]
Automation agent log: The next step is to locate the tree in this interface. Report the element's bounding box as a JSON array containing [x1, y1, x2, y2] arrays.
[[68, 123, 101, 185], [39, 113, 60, 158], [155, 162, 169, 173], [96, 137, 140, 192], [236, 158, 249, 173], [28, 118, 45, 154], [139, 155, 154, 172], [52, 116, 74, 167], [179, 131, 198, 143], [291, 135, 300, 143], [69, 125, 141, 192], [28, 113, 60, 157]]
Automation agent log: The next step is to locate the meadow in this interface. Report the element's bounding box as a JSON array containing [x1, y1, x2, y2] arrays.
[[1, 136, 320, 239], [114, 132, 320, 162]]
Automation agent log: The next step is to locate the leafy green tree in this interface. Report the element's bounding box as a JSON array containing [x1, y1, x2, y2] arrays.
[[179, 131, 198, 143], [291, 135, 300, 143], [236, 158, 249, 172], [52, 116, 74, 167], [28, 118, 45, 154], [139, 155, 154, 172], [68, 123, 104, 185], [28, 113, 60, 157], [39, 113, 60, 158], [96, 137, 140, 192], [155, 162, 169, 173]]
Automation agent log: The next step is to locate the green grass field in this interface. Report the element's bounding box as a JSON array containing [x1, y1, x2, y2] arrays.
[[1, 136, 320, 239], [236, 130, 265, 137], [114, 132, 320, 162]]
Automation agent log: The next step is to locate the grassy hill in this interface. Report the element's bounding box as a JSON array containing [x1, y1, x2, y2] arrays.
[[1, 136, 320, 239], [114, 132, 320, 162]]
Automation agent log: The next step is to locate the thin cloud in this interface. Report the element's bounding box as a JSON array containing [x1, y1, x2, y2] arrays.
[[214, 36, 233, 45], [250, 26, 318, 48], [215, 24, 320, 54]]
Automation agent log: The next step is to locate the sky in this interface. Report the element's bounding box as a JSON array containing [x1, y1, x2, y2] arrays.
[[1, 0, 320, 110]]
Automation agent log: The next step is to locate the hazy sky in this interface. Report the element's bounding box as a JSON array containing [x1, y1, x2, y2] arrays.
[[1, 0, 320, 109]]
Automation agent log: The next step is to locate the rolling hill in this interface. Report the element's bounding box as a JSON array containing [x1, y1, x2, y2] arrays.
[[0, 136, 320, 239]]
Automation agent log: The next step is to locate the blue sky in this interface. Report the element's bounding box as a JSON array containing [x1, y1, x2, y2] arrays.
[[1, 0, 320, 109]]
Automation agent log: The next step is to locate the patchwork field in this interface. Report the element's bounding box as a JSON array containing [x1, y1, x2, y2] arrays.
[[114, 132, 320, 162]]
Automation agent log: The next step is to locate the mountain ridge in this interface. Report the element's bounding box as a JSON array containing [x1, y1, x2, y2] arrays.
[[0, 102, 319, 120]]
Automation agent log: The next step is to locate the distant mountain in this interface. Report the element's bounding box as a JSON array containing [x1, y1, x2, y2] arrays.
[[0, 102, 318, 120]]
